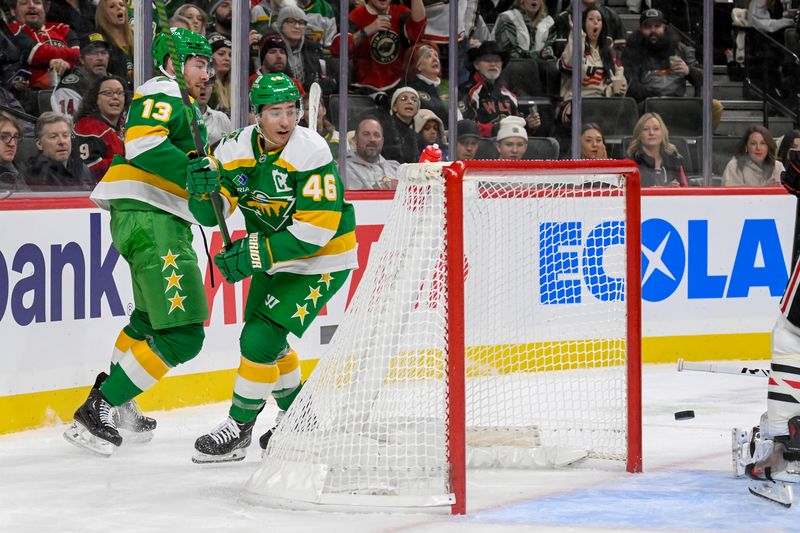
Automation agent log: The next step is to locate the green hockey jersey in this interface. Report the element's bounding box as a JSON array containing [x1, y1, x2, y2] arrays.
[[90, 75, 208, 223], [213, 124, 357, 276]]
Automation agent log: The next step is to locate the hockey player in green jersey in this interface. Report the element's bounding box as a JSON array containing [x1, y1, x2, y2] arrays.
[[188, 73, 357, 463], [64, 28, 217, 456]]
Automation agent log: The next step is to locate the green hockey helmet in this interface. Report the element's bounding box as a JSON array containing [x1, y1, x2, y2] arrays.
[[249, 73, 301, 114], [152, 27, 212, 72]]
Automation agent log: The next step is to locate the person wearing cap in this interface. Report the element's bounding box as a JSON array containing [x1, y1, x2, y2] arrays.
[[456, 119, 480, 160], [458, 40, 541, 138], [8, 0, 80, 89], [249, 33, 293, 86], [95, 0, 133, 88], [207, 33, 232, 115], [494, 115, 528, 160], [542, 0, 624, 60], [414, 108, 447, 159], [383, 85, 422, 163], [269, 0, 324, 90], [330, 0, 427, 95], [345, 114, 400, 190], [404, 43, 448, 125], [208, 0, 233, 38], [50, 32, 110, 117]]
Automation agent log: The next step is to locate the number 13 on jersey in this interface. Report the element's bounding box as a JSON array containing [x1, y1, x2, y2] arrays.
[[302, 174, 337, 201]]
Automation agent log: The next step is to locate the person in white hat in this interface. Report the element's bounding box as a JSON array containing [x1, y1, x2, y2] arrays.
[[383, 86, 422, 163], [495, 115, 528, 160]]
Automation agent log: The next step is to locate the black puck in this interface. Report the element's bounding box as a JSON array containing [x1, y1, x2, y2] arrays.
[[675, 410, 695, 420]]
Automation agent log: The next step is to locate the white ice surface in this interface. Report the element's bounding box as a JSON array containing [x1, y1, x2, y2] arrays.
[[2, 362, 798, 533]]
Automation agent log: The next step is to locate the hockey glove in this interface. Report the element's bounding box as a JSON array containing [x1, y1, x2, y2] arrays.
[[214, 233, 272, 283], [186, 156, 221, 198]]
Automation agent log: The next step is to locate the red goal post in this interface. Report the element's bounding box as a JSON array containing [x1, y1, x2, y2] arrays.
[[246, 159, 642, 515]]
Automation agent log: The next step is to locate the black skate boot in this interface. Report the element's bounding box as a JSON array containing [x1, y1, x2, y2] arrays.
[[192, 416, 255, 464], [259, 410, 285, 452], [64, 385, 122, 456], [116, 398, 157, 443]]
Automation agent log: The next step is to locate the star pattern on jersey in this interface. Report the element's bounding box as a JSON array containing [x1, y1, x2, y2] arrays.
[[305, 286, 322, 308], [318, 273, 333, 289], [164, 270, 184, 292], [292, 303, 309, 325], [161, 250, 180, 271], [167, 291, 187, 314]]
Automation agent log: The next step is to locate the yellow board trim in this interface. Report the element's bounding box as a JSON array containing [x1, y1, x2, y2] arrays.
[[0, 333, 771, 435]]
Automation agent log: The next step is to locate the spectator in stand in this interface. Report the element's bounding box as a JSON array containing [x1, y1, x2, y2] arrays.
[[195, 81, 232, 149], [345, 115, 399, 189], [455, 118, 480, 160], [207, 33, 232, 115], [778, 129, 800, 167], [268, 1, 324, 91], [492, 0, 554, 58], [297, 0, 337, 50], [173, 4, 207, 37], [0, 112, 29, 192], [331, 0, 427, 95], [301, 90, 339, 159], [382, 85, 421, 164], [95, 0, 133, 88], [627, 112, 688, 187], [25, 112, 92, 191], [494, 115, 528, 160], [73, 75, 126, 182], [51, 32, 109, 117], [723, 125, 784, 187], [8, 0, 80, 90], [557, 6, 626, 124], [458, 40, 540, 138], [580, 122, 607, 159], [542, 0, 625, 60], [47, 0, 96, 39], [404, 43, 447, 125], [251, 0, 282, 36], [748, 0, 795, 36], [207, 0, 232, 38], [250, 33, 293, 86], [478, 0, 515, 26], [414, 108, 447, 159]]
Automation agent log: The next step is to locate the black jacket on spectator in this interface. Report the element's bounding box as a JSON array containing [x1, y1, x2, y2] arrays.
[[382, 114, 420, 164], [24, 152, 93, 191], [631, 149, 687, 187], [0, 87, 34, 136], [458, 71, 519, 138], [102, 37, 133, 89], [408, 76, 448, 125], [0, 160, 29, 192], [47, 0, 97, 39], [0, 21, 21, 80], [623, 26, 703, 103]]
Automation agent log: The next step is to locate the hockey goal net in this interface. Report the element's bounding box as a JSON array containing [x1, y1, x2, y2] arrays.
[[246, 160, 642, 513]]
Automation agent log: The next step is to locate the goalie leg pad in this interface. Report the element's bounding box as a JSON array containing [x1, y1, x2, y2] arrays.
[[766, 315, 800, 438]]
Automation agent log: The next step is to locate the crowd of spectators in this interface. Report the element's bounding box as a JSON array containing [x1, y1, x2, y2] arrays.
[[0, 0, 795, 193]]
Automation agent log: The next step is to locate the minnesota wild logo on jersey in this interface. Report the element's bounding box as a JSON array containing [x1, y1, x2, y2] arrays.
[[239, 190, 295, 232]]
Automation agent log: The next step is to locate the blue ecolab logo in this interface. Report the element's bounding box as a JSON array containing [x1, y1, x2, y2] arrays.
[[540, 218, 789, 304], [0, 213, 124, 325]]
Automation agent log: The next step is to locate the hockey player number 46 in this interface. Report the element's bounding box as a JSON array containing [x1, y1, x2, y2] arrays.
[[302, 174, 337, 201], [140, 99, 172, 122]]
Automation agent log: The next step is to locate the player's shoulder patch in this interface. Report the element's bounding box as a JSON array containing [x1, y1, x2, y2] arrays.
[[134, 77, 181, 100], [214, 124, 258, 169], [280, 126, 333, 171]]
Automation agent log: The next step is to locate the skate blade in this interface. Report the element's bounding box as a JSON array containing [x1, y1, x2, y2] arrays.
[[120, 429, 154, 444], [748, 480, 794, 508], [63, 422, 114, 457], [191, 449, 247, 464]]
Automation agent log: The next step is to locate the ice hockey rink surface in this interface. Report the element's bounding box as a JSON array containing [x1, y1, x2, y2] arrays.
[[1, 362, 797, 533]]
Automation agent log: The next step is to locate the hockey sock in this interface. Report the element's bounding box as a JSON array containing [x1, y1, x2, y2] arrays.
[[230, 356, 279, 423], [100, 330, 171, 406], [273, 349, 302, 411]]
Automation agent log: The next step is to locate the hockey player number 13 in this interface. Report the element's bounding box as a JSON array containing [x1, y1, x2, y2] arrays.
[[302, 174, 337, 201], [141, 99, 172, 122]]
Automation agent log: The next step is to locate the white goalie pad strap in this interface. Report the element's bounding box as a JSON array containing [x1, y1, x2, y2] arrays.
[[767, 315, 800, 437]]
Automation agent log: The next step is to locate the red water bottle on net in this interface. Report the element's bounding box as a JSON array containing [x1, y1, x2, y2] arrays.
[[419, 143, 442, 163]]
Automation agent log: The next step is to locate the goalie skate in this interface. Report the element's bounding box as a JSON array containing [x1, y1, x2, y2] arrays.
[[732, 427, 754, 477], [192, 416, 254, 464], [748, 480, 794, 508]]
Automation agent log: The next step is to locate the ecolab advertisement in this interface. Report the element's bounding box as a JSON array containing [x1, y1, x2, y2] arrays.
[[0, 190, 795, 402]]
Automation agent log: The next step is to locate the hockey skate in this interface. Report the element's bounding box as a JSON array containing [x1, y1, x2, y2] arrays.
[[192, 416, 255, 464], [63, 387, 123, 456], [259, 410, 285, 453], [116, 398, 157, 443]]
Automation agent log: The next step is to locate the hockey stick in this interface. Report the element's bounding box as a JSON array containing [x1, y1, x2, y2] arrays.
[[307, 82, 321, 133], [153, 0, 232, 250], [676, 358, 770, 378]]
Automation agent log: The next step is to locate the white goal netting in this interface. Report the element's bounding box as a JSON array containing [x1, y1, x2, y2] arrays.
[[245, 162, 640, 511]]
